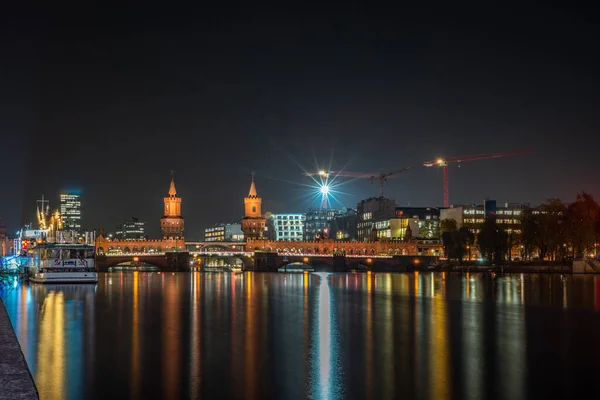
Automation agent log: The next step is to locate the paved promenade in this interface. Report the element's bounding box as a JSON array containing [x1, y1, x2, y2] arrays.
[[0, 297, 38, 399]]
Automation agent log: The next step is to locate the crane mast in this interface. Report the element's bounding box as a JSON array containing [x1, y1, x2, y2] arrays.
[[424, 149, 532, 207]]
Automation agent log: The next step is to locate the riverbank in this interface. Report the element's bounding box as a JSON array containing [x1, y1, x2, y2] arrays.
[[0, 297, 38, 400], [440, 265, 573, 273]]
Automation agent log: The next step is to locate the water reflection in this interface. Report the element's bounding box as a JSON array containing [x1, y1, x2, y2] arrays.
[[1, 272, 600, 400]]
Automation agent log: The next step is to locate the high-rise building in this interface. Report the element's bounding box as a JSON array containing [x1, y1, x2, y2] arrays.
[[241, 175, 266, 239], [115, 217, 146, 240], [204, 223, 244, 241], [304, 208, 340, 240], [266, 213, 306, 241], [60, 192, 82, 231], [160, 177, 185, 238]]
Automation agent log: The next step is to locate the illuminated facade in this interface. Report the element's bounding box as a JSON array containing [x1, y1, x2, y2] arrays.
[[115, 217, 146, 240], [204, 223, 244, 241], [357, 197, 396, 241], [441, 201, 530, 234], [395, 207, 441, 239], [241, 176, 266, 239], [245, 237, 419, 255], [328, 209, 358, 240], [160, 177, 184, 238], [0, 217, 12, 256], [304, 208, 340, 240], [266, 213, 306, 241], [60, 192, 81, 231]]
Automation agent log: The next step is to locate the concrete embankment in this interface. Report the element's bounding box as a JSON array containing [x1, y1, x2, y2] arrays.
[[0, 297, 38, 399]]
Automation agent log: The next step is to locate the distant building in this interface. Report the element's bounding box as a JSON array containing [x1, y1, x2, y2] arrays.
[[115, 217, 146, 240], [328, 209, 358, 241], [0, 217, 13, 257], [60, 192, 82, 231], [204, 223, 244, 242], [304, 208, 340, 240], [395, 207, 441, 239], [266, 213, 305, 241], [440, 201, 531, 234], [357, 197, 396, 241]]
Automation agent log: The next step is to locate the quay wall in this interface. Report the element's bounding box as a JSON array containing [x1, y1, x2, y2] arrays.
[[0, 297, 38, 399]]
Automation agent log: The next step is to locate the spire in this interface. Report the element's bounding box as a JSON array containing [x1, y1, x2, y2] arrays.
[[248, 173, 257, 197], [169, 171, 177, 196]]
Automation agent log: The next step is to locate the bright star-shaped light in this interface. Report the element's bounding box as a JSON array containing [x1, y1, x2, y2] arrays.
[[320, 185, 330, 195]]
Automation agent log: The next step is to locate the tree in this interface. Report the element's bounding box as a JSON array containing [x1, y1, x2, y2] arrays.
[[441, 222, 474, 264], [440, 218, 457, 234], [478, 218, 508, 265], [567, 192, 600, 257], [458, 226, 475, 261], [441, 218, 458, 260], [520, 211, 539, 261], [539, 198, 568, 261]]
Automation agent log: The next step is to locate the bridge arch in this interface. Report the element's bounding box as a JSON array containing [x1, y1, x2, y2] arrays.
[[198, 244, 234, 252]]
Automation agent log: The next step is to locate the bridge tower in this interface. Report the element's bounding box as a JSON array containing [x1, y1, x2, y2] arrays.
[[241, 174, 266, 239], [160, 175, 185, 238]]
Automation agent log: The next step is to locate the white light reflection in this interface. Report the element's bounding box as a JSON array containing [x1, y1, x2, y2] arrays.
[[311, 272, 341, 400]]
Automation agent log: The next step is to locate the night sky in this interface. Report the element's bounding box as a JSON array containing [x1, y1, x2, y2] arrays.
[[1, 3, 599, 239]]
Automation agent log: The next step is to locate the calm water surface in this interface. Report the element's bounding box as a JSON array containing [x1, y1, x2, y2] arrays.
[[2, 272, 600, 400]]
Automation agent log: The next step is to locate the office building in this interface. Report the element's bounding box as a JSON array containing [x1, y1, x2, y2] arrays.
[[357, 197, 396, 241], [441, 201, 531, 234], [60, 192, 82, 231], [328, 209, 358, 241], [304, 208, 340, 240], [115, 217, 146, 240], [395, 207, 441, 239], [204, 223, 244, 242], [266, 213, 306, 241]]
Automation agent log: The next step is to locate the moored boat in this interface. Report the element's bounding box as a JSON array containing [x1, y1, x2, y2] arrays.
[[27, 243, 98, 284]]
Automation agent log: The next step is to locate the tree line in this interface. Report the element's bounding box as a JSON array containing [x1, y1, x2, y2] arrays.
[[441, 192, 600, 265]]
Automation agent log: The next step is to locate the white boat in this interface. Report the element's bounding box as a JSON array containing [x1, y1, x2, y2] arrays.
[[27, 243, 98, 284]]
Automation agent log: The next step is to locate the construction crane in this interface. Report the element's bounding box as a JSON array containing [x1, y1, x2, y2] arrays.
[[369, 165, 415, 197], [423, 149, 533, 208], [304, 164, 415, 197]]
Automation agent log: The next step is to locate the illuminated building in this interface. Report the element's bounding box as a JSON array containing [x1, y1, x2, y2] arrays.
[[304, 208, 340, 240], [0, 217, 13, 256], [441, 201, 531, 234], [60, 192, 82, 231], [204, 223, 244, 241], [115, 217, 147, 240], [266, 213, 305, 241], [357, 197, 396, 241], [395, 207, 441, 239], [160, 177, 185, 238], [328, 208, 358, 240], [241, 175, 266, 239]]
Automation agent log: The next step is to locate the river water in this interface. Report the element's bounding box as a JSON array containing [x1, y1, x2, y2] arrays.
[[2, 272, 600, 400]]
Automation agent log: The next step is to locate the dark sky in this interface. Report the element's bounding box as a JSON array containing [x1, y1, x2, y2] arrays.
[[1, 2, 599, 239]]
